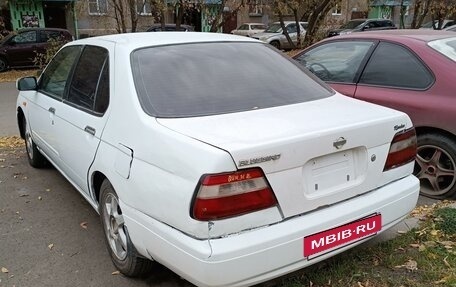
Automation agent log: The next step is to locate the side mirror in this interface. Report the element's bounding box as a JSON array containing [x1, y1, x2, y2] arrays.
[[17, 77, 37, 91]]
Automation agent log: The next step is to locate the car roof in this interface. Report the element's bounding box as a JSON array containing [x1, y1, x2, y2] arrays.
[[70, 32, 259, 50], [330, 29, 455, 42]]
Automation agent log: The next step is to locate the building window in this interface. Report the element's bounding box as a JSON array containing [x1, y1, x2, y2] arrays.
[[88, 0, 108, 15], [332, 4, 342, 15], [249, 0, 263, 16], [136, 0, 152, 15]]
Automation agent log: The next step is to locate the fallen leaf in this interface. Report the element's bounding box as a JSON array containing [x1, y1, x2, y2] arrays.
[[45, 189, 51, 192], [439, 241, 455, 247], [1, 267, 8, 273], [397, 230, 407, 234], [419, 245, 426, 252], [111, 270, 120, 275], [443, 256, 451, 268], [38, 196, 42, 200], [80, 222, 88, 229], [409, 243, 420, 248], [48, 243, 54, 250], [424, 241, 437, 247], [395, 259, 418, 271], [19, 194, 29, 197], [430, 230, 439, 236]]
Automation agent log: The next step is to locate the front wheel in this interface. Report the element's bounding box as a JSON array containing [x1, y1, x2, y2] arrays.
[[270, 41, 280, 50], [414, 133, 456, 199], [24, 119, 48, 168], [99, 180, 154, 276], [0, 57, 7, 72]]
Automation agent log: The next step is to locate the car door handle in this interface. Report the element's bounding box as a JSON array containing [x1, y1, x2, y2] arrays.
[[84, 126, 96, 135], [48, 107, 55, 114]]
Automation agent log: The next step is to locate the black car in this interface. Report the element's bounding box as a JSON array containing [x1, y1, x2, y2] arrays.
[[327, 19, 396, 37], [146, 24, 194, 32], [0, 27, 73, 72]]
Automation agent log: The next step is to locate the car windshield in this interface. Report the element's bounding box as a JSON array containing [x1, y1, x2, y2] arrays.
[[264, 24, 282, 33], [428, 37, 456, 62], [340, 20, 365, 29], [131, 42, 333, 118]]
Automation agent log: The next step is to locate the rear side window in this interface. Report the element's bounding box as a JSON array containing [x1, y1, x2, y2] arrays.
[[131, 42, 333, 117], [66, 46, 109, 113], [359, 42, 433, 89]]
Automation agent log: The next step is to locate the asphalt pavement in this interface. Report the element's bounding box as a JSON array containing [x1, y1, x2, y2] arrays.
[[0, 82, 438, 287], [0, 82, 19, 137]]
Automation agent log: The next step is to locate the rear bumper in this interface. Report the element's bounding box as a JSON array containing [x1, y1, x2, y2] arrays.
[[122, 175, 419, 287]]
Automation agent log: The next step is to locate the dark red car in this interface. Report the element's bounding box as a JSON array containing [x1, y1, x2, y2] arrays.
[[0, 28, 73, 72], [294, 30, 456, 199]]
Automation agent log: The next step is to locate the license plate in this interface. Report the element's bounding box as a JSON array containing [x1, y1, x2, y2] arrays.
[[303, 214, 381, 258]]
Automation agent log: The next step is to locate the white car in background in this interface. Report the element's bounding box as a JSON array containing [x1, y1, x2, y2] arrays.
[[16, 32, 419, 287], [231, 23, 267, 37], [252, 21, 308, 50]]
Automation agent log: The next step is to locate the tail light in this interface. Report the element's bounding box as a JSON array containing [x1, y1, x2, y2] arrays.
[[384, 128, 417, 171], [191, 168, 277, 221]]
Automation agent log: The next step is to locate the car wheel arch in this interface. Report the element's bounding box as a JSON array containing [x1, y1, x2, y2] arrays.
[[17, 107, 26, 139], [92, 171, 108, 204]]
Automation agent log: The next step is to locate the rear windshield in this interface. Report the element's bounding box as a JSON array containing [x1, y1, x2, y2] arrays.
[[131, 42, 333, 118], [428, 37, 456, 62]]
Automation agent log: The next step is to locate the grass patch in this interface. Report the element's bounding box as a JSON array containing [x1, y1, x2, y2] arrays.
[[268, 202, 456, 287], [0, 69, 38, 83]]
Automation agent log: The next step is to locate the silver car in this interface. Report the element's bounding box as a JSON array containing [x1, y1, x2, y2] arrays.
[[252, 21, 307, 50]]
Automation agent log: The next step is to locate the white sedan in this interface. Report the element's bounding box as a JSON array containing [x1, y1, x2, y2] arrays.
[[231, 23, 267, 37], [16, 32, 419, 287]]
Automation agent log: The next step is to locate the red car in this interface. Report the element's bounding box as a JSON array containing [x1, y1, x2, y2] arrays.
[[294, 30, 456, 199]]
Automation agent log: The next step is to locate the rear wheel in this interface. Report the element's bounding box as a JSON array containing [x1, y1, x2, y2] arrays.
[[24, 119, 48, 168], [99, 180, 154, 276], [414, 133, 456, 199]]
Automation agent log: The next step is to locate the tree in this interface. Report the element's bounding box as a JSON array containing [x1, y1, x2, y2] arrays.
[[209, 0, 246, 32], [410, 0, 456, 29], [271, 0, 340, 48], [301, 0, 340, 47]]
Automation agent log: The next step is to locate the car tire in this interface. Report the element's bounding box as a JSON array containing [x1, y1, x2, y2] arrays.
[[0, 57, 7, 72], [24, 119, 48, 168], [270, 41, 280, 50], [414, 133, 456, 199], [99, 180, 154, 277]]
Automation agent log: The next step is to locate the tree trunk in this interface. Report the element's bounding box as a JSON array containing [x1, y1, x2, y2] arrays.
[[303, 0, 334, 47], [278, 9, 295, 49]]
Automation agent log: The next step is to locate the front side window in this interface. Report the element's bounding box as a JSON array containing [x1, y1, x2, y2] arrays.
[[286, 24, 297, 33], [359, 42, 434, 89], [12, 31, 37, 44], [295, 41, 374, 83], [88, 0, 108, 15], [131, 42, 333, 118], [238, 24, 249, 30], [67, 46, 109, 113], [39, 46, 82, 99]]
